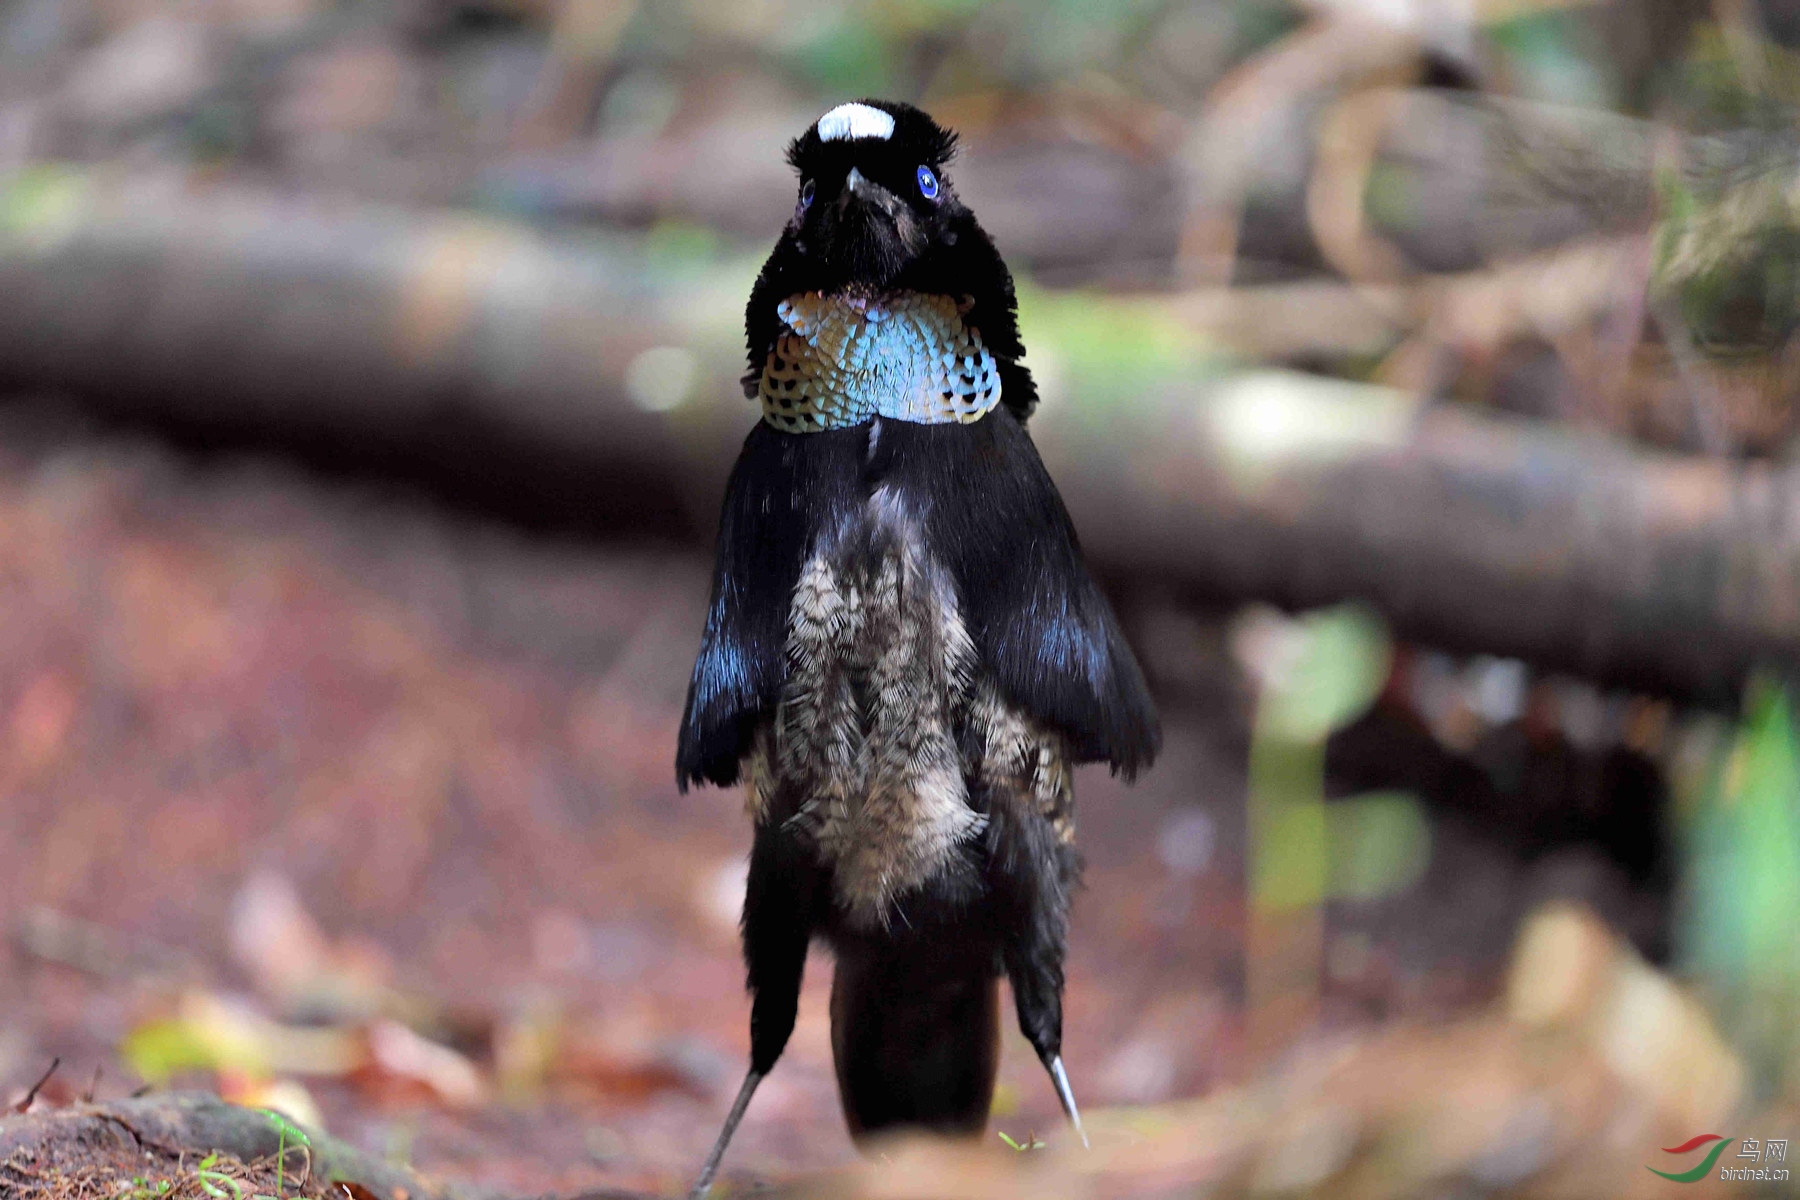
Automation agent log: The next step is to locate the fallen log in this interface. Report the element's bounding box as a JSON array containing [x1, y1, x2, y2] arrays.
[[1035, 371, 1800, 703], [0, 1092, 658, 1200], [0, 1092, 464, 1200], [0, 172, 1794, 700], [0, 168, 738, 537]]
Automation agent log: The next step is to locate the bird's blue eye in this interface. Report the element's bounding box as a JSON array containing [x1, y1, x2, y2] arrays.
[[916, 165, 939, 200], [800, 179, 815, 209]]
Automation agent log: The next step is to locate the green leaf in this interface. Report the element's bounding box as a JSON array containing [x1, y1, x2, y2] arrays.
[[119, 1020, 216, 1084], [1678, 674, 1800, 1090], [1327, 792, 1432, 902], [261, 1109, 312, 1147], [1260, 606, 1392, 742]]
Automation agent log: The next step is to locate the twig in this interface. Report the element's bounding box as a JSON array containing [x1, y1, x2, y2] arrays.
[[13, 1059, 60, 1114]]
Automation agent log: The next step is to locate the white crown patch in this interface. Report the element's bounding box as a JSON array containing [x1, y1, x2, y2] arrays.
[[815, 102, 895, 142]]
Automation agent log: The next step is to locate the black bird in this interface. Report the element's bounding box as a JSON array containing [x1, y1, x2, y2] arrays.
[[677, 99, 1159, 1195]]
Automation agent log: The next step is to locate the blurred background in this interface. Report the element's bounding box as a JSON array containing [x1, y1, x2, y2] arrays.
[[1, 0, 1799, 1196]]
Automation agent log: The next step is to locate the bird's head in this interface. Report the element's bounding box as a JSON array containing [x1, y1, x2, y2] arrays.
[[744, 100, 1035, 425], [780, 100, 968, 293]]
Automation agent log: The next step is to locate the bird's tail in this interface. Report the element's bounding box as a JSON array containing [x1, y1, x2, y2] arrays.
[[829, 938, 1000, 1142]]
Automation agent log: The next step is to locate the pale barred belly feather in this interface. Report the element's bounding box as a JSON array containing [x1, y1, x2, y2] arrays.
[[759, 292, 1001, 433], [744, 488, 1073, 927], [971, 681, 1076, 847]]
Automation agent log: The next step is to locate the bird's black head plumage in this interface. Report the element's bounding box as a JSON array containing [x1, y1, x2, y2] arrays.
[[782, 100, 960, 292], [743, 99, 1037, 423]]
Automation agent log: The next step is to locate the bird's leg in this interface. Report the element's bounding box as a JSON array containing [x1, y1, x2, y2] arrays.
[[689, 822, 817, 1197], [1014, 985, 1088, 1149], [1045, 1052, 1088, 1149], [1014, 979, 1089, 1147], [986, 792, 1087, 1147], [688, 1069, 764, 1200]]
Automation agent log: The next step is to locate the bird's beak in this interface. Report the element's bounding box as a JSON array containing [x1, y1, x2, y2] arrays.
[[820, 164, 926, 282], [840, 167, 905, 221]]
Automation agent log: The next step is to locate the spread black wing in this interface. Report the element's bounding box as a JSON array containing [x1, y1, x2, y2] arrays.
[[676, 423, 866, 788], [872, 412, 1159, 777]]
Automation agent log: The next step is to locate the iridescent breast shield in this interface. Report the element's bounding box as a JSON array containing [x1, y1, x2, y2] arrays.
[[758, 292, 1002, 433]]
